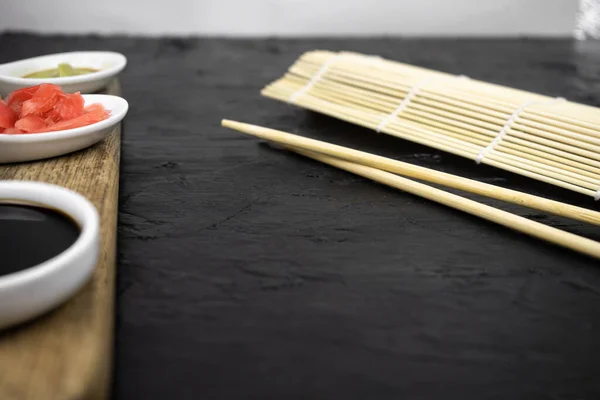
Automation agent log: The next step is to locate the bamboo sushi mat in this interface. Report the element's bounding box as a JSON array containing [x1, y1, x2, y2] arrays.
[[262, 50, 600, 200]]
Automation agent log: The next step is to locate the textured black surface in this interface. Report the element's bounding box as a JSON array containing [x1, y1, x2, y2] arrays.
[[2, 34, 600, 400]]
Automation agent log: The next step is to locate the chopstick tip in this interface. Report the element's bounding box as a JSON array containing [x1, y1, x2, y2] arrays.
[[221, 119, 251, 131]]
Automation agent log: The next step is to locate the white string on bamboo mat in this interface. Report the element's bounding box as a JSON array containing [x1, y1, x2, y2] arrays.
[[376, 78, 431, 133], [475, 97, 566, 165], [375, 75, 470, 133], [288, 55, 339, 104]]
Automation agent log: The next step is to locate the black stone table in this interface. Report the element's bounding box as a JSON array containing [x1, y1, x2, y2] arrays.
[[1, 34, 600, 400]]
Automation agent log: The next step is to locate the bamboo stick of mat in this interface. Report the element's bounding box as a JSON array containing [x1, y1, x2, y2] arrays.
[[221, 120, 600, 227]]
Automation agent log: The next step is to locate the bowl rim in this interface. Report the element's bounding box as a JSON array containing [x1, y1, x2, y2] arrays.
[[0, 51, 127, 85], [0, 181, 99, 291], [0, 94, 128, 142]]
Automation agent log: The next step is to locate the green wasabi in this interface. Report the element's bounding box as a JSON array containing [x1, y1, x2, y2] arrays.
[[23, 63, 98, 79]]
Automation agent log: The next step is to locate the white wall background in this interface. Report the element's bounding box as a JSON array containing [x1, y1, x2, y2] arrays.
[[0, 0, 578, 37]]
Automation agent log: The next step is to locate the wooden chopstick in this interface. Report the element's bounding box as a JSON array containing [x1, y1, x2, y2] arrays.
[[221, 119, 600, 226], [285, 146, 600, 260]]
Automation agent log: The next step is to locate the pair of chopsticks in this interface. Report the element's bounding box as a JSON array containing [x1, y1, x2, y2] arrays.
[[221, 119, 600, 260]]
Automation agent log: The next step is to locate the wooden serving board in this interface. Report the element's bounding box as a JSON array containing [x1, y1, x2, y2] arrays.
[[0, 80, 122, 400]]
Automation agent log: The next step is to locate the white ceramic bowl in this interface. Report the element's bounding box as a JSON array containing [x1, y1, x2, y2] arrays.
[[0, 51, 127, 96], [0, 181, 99, 330], [0, 94, 128, 164]]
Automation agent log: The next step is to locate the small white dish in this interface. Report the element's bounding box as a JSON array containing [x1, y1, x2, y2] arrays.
[[0, 51, 127, 97], [0, 94, 128, 164], [0, 181, 99, 330]]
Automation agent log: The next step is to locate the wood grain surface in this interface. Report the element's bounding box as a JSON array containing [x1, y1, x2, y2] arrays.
[[0, 79, 122, 400]]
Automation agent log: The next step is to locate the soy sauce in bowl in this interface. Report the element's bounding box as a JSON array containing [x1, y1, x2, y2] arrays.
[[0, 181, 99, 330], [0, 204, 80, 276]]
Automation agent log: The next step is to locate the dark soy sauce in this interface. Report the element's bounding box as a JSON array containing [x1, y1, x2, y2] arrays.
[[0, 204, 80, 277]]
